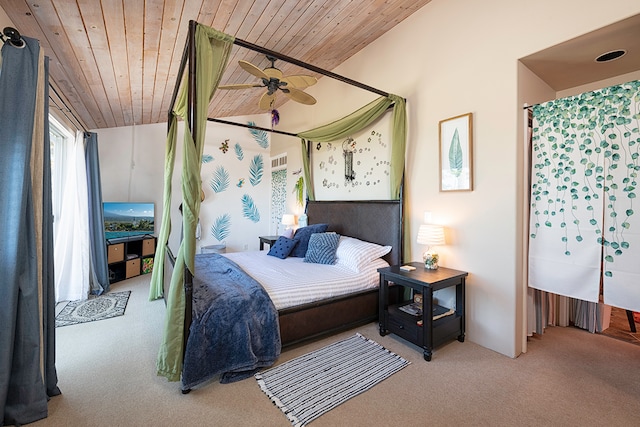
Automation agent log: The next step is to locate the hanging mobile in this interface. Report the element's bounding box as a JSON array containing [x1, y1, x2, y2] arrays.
[[271, 108, 279, 128]]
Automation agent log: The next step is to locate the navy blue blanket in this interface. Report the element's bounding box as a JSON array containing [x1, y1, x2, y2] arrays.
[[182, 253, 281, 389]]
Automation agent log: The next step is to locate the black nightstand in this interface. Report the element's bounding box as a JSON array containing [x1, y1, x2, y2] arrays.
[[378, 263, 467, 361], [259, 235, 280, 250]]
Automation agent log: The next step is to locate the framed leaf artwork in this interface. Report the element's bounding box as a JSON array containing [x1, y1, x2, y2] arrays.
[[439, 112, 473, 191]]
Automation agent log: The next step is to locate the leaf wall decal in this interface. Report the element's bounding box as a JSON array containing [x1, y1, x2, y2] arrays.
[[247, 121, 269, 148], [202, 154, 214, 163], [249, 154, 264, 186], [448, 128, 463, 177], [210, 165, 230, 193], [241, 194, 260, 222], [293, 176, 304, 207], [210, 213, 231, 241], [234, 143, 244, 160]]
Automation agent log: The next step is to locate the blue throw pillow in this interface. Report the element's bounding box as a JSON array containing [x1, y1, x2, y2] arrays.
[[267, 236, 297, 259], [304, 232, 340, 265], [290, 223, 329, 257]]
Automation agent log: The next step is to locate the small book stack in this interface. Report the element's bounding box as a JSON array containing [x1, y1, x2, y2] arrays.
[[417, 305, 455, 326]]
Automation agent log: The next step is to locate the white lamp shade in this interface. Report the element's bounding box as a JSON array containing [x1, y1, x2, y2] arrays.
[[281, 214, 296, 226], [416, 224, 445, 246]]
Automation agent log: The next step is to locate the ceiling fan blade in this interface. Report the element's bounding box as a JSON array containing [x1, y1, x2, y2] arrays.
[[238, 60, 268, 79], [218, 83, 264, 90], [259, 92, 277, 110], [281, 75, 317, 89], [283, 87, 317, 105]]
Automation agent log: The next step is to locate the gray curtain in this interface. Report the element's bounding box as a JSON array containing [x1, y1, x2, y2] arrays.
[[85, 132, 110, 294], [42, 54, 60, 401], [0, 36, 59, 424]]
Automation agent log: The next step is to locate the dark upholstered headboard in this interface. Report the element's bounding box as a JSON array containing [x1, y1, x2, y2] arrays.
[[306, 200, 403, 266]]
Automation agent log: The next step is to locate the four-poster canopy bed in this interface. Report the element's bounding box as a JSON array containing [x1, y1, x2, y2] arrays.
[[149, 21, 407, 392]]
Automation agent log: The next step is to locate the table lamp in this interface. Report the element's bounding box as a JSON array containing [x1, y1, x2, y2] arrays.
[[282, 214, 296, 229], [416, 224, 445, 269]]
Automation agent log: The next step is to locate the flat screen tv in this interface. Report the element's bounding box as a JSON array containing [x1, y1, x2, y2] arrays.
[[103, 202, 154, 241]]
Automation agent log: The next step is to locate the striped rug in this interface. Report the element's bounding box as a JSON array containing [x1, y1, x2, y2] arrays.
[[255, 333, 410, 426]]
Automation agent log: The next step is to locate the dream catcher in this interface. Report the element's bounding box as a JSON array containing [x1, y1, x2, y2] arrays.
[[342, 137, 356, 182]]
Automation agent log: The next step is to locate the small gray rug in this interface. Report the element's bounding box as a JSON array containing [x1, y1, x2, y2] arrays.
[[55, 291, 131, 327], [255, 333, 410, 427]]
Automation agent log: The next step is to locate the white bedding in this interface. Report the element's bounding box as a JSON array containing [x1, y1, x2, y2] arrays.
[[222, 251, 388, 311]]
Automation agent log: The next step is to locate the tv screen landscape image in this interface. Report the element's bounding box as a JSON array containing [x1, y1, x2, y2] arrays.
[[103, 202, 154, 240]]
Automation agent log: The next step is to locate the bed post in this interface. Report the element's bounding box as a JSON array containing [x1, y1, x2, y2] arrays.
[[182, 19, 197, 364]]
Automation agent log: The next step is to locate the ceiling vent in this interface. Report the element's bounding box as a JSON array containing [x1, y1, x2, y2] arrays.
[[594, 49, 626, 63], [271, 153, 287, 171]]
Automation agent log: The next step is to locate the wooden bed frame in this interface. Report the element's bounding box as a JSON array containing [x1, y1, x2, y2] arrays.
[[163, 198, 403, 351]]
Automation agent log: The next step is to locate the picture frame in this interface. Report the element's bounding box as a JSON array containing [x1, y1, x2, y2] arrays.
[[439, 112, 473, 191]]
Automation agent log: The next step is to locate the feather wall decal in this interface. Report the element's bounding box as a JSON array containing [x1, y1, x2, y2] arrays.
[[210, 213, 231, 241], [234, 143, 244, 160], [249, 154, 264, 186], [241, 194, 260, 222], [448, 128, 463, 177], [210, 165, 230, 193], [247, 121, 269, 148]]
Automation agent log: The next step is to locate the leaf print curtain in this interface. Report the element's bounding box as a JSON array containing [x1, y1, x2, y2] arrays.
[[529, 80, 640, 312]]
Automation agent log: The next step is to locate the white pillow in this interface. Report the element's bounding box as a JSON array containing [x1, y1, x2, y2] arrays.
[[335, 236, 392, 272]]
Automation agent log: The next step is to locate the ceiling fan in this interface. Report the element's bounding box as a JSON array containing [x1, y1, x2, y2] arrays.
[[218, 55, 317, 110]]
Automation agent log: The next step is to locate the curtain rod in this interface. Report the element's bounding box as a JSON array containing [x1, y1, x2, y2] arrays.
[[1, 27, 24, 47], [49, 83, 89, 133]]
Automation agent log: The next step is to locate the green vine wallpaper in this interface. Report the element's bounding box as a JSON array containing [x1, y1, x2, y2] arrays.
[[530, 80, 640, 308]]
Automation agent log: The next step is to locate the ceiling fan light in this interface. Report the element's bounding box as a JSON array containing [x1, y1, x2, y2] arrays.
[[594, 49, 626, 63]]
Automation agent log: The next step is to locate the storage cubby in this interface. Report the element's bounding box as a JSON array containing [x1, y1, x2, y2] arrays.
[[106, 236, 156, 284]]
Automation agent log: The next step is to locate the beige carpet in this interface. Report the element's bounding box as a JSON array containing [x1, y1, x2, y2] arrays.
[[34, 275, 640, 426]]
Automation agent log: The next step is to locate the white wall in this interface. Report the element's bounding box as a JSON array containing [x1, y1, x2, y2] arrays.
[[275, 0, 640, 358], [97, 114, 271, 255]]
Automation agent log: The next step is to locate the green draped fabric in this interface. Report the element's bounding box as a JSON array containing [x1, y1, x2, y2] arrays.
[[296, 94, 406, 199], [150, 23, 234, 382], [300, 140, 314, 201], [149, 116, 178, 301]]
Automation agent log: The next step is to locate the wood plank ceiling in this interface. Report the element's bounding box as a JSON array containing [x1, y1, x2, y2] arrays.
[[1, 0, 432, 130]]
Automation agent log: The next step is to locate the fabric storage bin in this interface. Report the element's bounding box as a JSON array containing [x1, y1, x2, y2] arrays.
[[107, 243, 125, 263]]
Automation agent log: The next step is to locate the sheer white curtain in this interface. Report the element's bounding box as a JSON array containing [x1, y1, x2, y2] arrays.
[[52, 128, 90, 302]]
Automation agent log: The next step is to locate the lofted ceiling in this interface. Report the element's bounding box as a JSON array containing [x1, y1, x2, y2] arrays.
[[0, 0, 432, 130], [521, 14, 640, 92]]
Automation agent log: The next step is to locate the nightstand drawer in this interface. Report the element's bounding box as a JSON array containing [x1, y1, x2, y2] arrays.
[[387, 314, 420, 344]]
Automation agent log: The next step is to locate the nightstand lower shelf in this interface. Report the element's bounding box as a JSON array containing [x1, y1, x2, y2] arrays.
[[384, 303, 463, 350], [378, 263, 468, 361]]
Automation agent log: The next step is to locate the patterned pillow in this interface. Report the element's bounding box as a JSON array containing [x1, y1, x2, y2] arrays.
[[304, 232, 340, 264], [335, 236, 392, 272], [290, 223, 329, 257], [267, 236, 297, 259]]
